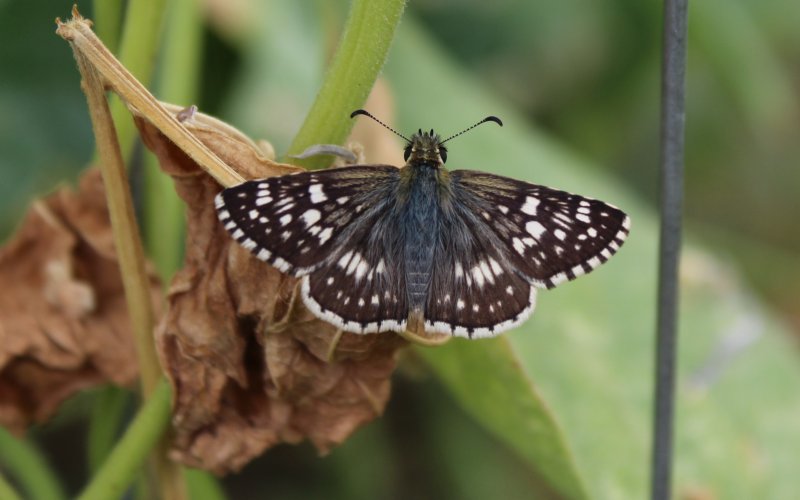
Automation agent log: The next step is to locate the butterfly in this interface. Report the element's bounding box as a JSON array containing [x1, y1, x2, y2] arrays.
[[215, 110, 630, 339]]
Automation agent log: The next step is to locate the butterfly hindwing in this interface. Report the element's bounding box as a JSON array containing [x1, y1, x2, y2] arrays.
[[451, 170, 630, 289], [424, 208, 537, 338], [215, 165, 401, 276], [301, 242, 409, 334]]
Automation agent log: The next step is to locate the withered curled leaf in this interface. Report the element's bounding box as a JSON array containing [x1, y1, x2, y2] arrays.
[[0, 169, 160, 433], [135, 104, 406, 474]]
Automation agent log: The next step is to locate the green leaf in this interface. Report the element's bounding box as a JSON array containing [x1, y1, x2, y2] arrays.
[[416, 339, 590, 500], [386, 17, 800, 500], [285, 0, 407, 169]]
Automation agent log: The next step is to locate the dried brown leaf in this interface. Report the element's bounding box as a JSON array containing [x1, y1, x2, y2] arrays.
[[0, 169, 161, 433], [135, 105, 406, 474]]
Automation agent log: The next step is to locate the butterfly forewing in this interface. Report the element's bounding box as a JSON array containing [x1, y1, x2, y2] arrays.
[[215, 166, 401, 276], [451, 170, 630, 289]]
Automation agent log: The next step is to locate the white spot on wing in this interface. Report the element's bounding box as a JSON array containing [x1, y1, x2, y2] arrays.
[[521, 196, 540, 215], [471, 266, 485, 288], [479, 261, 495, 284], [309, 184, 328, 203], [318, 227, 333, 244], [301, 209, 321, 226], [355, 260, 368, 280], [280, 214, 292, 226], [554, 229, 566, 241], [346, 253, 363, 275], [513, 238, 525, 255], [489, 258, 503, 276], [526, 221, 546, 238], [337, 250, 353, 268]]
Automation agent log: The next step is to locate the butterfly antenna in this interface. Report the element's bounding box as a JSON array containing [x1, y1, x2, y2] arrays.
[[440, 116, 503, 144], [350, 109, 411, 142]]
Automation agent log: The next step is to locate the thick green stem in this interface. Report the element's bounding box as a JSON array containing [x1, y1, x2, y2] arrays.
[[78, 379, 173, 500], [0, 427, 66, 500], [0, 472, 22, 500], [143, 0, 202, 279], [92, 0, 124, 53], [88, 386, 132, 473], [109, 0, 168, 162], [285, 0, 406, 169]]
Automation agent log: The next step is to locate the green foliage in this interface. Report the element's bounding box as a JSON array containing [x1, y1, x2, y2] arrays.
[[1, 0, 799, 498]]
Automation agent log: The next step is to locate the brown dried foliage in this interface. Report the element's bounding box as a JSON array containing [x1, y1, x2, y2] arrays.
[[0, 169, 158, 433], [135, 106, 406, 474]]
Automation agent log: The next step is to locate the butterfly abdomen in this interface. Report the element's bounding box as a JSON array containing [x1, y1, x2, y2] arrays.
[[402, 163, 442, 312]]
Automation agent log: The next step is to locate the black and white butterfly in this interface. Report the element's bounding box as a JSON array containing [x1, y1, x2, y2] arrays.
[[215, 110, 630, 339]]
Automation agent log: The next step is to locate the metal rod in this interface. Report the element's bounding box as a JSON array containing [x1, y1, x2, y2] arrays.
[[652, 0, 689, 499]]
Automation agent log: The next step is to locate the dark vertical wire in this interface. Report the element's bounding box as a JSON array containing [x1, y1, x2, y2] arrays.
[[652, 1, 688, 500]]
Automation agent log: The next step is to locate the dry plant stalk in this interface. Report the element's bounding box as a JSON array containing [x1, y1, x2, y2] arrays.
[[56, 7, 408, 473], [57, 8, 186, 498]]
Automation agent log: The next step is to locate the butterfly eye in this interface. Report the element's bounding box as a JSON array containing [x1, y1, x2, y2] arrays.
[[404, 145, 412, 161], [439, 146, 448, 163]]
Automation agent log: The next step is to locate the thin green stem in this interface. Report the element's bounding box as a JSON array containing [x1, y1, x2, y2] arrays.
[[143, 0, 202, 279], [185, 468, 228, 500], [109, 0, 169, 162], [88, 386, 132, 473], [92, 0, 124, 53], [0, 427, 67, 500], [285, 0, 407, 169], [78, 379, 173, 500]]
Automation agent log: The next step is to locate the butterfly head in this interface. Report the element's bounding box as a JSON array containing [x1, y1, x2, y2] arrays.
[[350, 109, 503, 168], [404, 129, 447, 165]]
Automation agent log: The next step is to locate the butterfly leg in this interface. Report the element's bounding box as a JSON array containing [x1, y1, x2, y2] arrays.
[[399, 310, 450, 346]]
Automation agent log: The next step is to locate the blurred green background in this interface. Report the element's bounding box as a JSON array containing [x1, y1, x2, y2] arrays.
[[1, 0, 800, 499]]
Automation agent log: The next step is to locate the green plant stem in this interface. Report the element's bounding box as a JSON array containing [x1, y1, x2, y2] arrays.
[[285, 0, 406, 169], [0, 472, 22, 500], [0, 427, 66, 500], [143, 0, 202, 279], [88, 386, 132, 473], [78, 379, 173, 500], [92, 0, 124, 53], [110, 0, 169, 162], [72, 27, 161, 406], [185, 468, 228, 500]]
